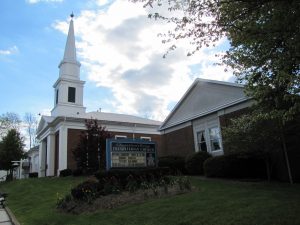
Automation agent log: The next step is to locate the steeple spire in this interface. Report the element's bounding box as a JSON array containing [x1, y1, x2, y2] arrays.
[[52, 14, 86, 117], [63, 13, 77, 63], [58, 14, 81, 80]]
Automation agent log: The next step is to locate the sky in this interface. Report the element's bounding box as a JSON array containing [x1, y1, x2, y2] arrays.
[[0, 0, 235, 126]]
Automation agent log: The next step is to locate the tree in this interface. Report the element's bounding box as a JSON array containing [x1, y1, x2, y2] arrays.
[[0, 112, 21, 139], [73, 119, 112, 173], [222, 113, 281, 181], [23, 112, 38, 149], [136, 0, 299, 183], [0, 129, 26, 176]]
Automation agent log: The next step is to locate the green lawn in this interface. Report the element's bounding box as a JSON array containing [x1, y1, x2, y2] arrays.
[[1, 177, 300, 225]]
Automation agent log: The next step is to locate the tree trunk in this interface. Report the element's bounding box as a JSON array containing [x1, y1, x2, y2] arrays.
[[280, 130, 293, 184], [265, 158, 271, 182]]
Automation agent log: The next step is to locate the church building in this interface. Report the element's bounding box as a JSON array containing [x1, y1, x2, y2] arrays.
[[36, 16, 162, 177]]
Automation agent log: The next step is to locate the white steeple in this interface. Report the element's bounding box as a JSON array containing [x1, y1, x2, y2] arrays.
[[51, 14, 86, 117]]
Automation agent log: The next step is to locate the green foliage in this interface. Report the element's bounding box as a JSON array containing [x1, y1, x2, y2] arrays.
[[222, 113, 280, 155], [138, 0, 300, 121], [59, 169, 73, 177], [203, 152, 266, 179], [185, 151, 211, 175], [73, 119, 112, 173], [0, 129, 25, 171], [158, 156, 186, 174], [28, 172, 38, 178], [70, 180, 101, 203]]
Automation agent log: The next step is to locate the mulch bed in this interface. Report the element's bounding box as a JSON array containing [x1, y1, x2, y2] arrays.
[[59, 185, 195, 214]]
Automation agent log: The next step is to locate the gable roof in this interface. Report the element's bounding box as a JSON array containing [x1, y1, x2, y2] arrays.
[[160, 78, 249, 130], [85, 112, 162, 126]]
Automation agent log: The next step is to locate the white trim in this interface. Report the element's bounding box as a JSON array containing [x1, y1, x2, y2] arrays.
[[115, 135, 127, 139], [140, 136, 151, 141], [193, 117, 224, 156]]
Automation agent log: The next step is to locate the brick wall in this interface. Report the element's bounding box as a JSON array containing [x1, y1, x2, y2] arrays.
[[67, 129, 83, 170], [161, 125, 195, 157]]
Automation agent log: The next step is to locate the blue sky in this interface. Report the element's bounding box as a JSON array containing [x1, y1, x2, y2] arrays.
[[0, 0, 233, 123]]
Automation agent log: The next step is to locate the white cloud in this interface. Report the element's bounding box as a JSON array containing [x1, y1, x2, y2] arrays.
[[0, 46, 18, 55], [26, 0, 63, 4], [53, 0, 232, 121]]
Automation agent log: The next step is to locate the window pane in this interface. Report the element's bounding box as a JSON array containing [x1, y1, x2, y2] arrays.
[[68, 87, 76, 103], [209, 127, 221, 151], [197, 131, 207, 152]]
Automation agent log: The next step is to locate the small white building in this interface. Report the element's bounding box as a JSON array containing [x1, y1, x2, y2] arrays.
[[27, 146, 39, 173]]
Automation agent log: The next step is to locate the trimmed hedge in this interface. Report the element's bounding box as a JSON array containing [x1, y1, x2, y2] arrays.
[[185, 151, 211, 175], [204, 152, 267, 179], [59, 169, 73, 177], [94, 167, 170, 190], [29, 172, 38, 178], [158, 156, 186, 174]]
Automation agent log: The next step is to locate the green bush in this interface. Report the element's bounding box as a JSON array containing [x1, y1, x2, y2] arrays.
[[71, 180, 102, 202], [29, 172, 38, 178], [185, 151, 211, 175], [158, 156, 186, 174], [203, 152, 266, 178], [59, 169, 72, 177]]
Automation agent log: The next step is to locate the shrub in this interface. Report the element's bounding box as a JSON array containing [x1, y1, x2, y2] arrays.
[[204, 152, 266, 179], [72, 168, 83, 177], [59, 169, 72, 177], [158, 156, 186, 174], [185, 151, 211, 175], [29, 172, 38, 178], [71, 180, 102, 203]]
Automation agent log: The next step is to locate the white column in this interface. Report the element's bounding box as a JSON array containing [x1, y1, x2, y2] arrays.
[[58, 126, 68, 174], [46, 133, 55, 176], [38, 140, 47, 177]]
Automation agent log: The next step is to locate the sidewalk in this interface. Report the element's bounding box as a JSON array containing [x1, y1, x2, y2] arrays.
[[0, 208, 13, 225]]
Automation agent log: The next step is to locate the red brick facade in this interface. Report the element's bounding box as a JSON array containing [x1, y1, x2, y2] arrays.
[[160, 125, 195, 157]]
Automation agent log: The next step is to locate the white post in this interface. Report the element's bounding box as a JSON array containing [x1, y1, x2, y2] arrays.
[[46, 133, 55, 176], [38, 140, 47, 177], [58, 125, 68, 174]]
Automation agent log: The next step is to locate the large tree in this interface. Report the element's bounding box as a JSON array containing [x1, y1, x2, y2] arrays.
[[73, 119, 112, 173], [136, 0, 299, 183], [0, 129, 26, 176]]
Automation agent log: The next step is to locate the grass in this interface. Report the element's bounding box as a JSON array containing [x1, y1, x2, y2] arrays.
[[1, 177, 300, 225]]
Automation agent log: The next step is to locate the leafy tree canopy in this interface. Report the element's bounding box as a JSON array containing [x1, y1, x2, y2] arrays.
[[73, 119, 112, 173], [135, 0, 300, 120], [0, 129, 26, 171]]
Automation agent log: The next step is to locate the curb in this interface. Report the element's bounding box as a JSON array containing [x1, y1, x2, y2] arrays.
[[6, 207, 21, 225]]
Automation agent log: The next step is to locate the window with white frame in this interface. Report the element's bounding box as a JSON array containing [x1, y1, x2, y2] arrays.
[[209, 127, 221, 151], [115, 135, 127, 139], [196, 131, 207, 152], [140, 136, 151, 141]]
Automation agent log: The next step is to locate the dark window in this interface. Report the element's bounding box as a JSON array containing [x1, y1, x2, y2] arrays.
[[68, 87, 76, 103], [55, 89, 59, 105], [197, 131, 207, 152]]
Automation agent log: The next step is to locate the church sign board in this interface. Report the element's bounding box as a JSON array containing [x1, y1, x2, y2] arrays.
[[106, 139, 157, 170]]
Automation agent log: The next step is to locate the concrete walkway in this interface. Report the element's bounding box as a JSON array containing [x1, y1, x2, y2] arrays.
[[0, 208, 13, 225]]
